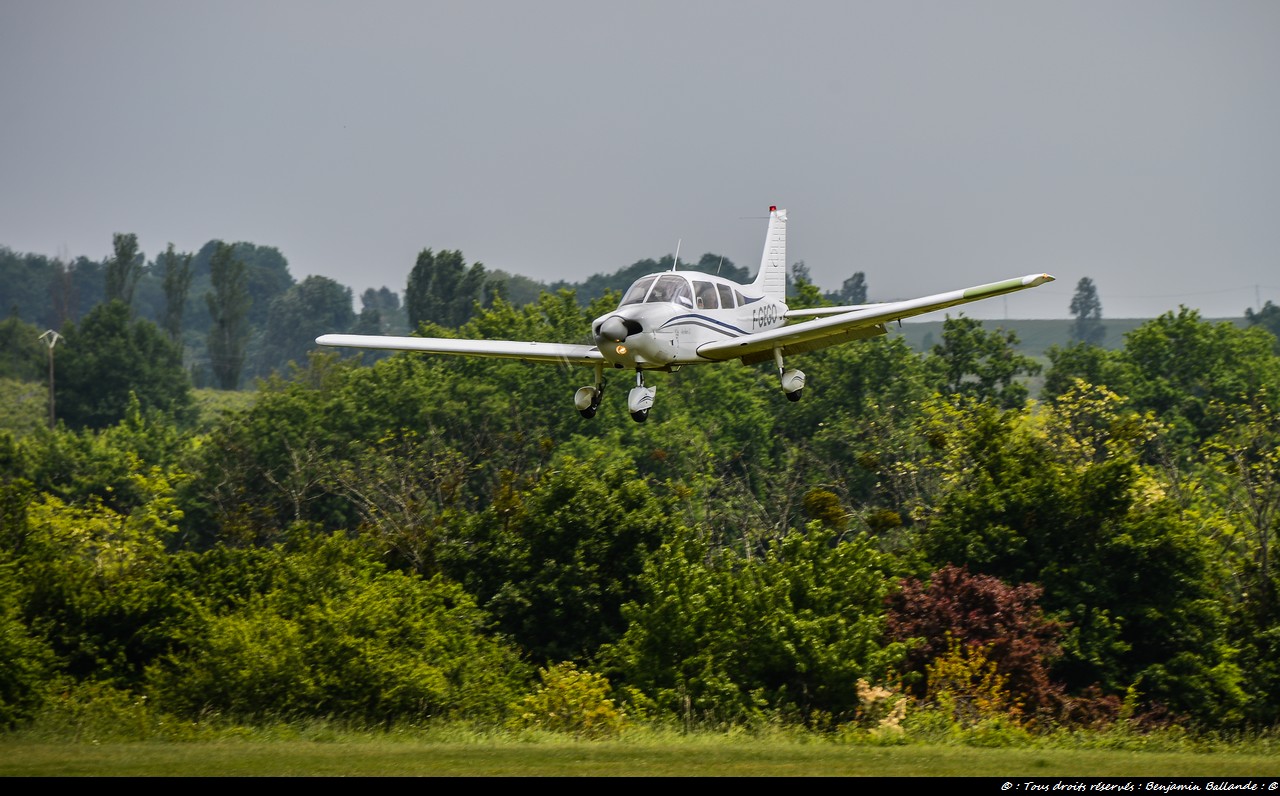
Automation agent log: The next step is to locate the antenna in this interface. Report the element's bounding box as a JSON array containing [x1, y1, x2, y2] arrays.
[[716, 256, 724, 275], [672, 239, 681, 271]]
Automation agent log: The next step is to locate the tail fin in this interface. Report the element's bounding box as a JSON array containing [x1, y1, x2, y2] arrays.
[[751, 206, 787, 302]]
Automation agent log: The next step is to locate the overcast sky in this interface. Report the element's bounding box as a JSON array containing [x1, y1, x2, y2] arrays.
[[3, 1, 1278, 320]]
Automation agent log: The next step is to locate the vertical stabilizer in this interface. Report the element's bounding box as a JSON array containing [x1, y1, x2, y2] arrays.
[[752, 206, 787, 302]]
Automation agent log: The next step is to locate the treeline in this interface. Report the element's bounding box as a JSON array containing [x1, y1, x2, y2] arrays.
[[2, 276, 1279, 740], [1, 235, 888, 394]]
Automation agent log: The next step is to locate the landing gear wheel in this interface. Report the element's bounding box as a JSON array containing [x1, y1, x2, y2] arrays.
[[630, 409, 649, 423], [574, 385, 603, 419], [786, 389, 803, 403]]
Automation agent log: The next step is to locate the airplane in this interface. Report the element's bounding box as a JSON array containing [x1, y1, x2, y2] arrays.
[[316, 207, 1055, 422]]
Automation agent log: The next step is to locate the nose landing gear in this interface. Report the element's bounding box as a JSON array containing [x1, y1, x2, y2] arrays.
[[628, 371, 655, 422]]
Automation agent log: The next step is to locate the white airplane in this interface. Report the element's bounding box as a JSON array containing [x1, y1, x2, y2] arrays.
[[317, 207, 1054, 422]]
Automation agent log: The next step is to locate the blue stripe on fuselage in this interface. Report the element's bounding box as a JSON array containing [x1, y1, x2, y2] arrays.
[[658, 313, 751, 338]]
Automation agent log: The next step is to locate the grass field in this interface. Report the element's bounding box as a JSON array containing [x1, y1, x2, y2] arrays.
[[3, 736, 1278, 777]]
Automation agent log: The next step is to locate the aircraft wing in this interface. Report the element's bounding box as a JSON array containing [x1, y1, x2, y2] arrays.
[[696, 273, 1054, 365], [315, 334, 605, 366]]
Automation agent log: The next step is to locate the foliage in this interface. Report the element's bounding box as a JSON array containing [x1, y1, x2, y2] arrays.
[[104, 232, 142, 307], [253, 274, 356, 378], [1069, 277, 1105, 346], [1244, 300, 1280, 353], [0, 316, 46, 382], [601, 524, 904, 728], [886, 565, 1067, 722], [926, 316, 1041, 409], [405, 248, 490, 330], [915, 389, 1247, 726], [442, 453, 677, 665], [206, 241, 252, 390], [157, 243, 194, 345], [144, 534, 530, 724], [507, 662, 627, 739], [52, 301, 195, 430], [1110, 307, 1280, 454], [0, 557, 61, 729]]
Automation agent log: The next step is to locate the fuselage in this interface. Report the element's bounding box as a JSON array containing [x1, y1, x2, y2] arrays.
[[591, 271, 788, 370]]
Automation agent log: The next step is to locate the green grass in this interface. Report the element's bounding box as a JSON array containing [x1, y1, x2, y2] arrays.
[[2, 734, 1277, 777]]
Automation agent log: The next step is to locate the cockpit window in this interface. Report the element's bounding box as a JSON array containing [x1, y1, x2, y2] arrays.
[[620, 275, 657, 306], [647, 274, 694, 308]]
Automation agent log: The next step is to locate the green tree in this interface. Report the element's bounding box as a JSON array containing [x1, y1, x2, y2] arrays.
[[442, 454, 676, 665], [256, 275, 356, 376], [157, 243, 193, 346], [916, 391, 1246, 726], [54, 301, 194, 430], [1069, 277, 1105, 345], [1040, 341, 1117, 403], [1112, 307, 1280, 453], [405, 249, 488, 330], [145, 534, 530, 724], [104, 233, 142, 307], [601, 524, 903, 727], [1197, 394, 1280, 724], [0, 316, 45, 381], [843, 271, 868, 303], [926, 316, 1041, 409], [205, 242, 251, 390], [1245, 300, 1280, 353]]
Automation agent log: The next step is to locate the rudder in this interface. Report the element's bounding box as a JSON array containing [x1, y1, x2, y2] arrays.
[[752, 206, 787, 302]]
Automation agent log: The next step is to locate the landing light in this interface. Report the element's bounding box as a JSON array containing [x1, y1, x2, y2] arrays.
[[616, 345, 628, 355]]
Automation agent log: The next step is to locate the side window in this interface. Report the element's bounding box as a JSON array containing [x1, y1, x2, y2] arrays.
[[717, 284, 735, 308], [694, 281, 718, 309]]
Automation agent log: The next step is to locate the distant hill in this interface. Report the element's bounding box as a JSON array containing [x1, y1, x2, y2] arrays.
[[887, 317, 1249, 357]]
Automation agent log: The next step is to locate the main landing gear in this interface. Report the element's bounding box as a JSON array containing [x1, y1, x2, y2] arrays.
[[774, 348, 805, 402], [574, 364, 605, 419], [574, 369, 656, 422]]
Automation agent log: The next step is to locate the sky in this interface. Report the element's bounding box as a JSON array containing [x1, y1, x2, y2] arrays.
[[2, 1, 1278, 321]]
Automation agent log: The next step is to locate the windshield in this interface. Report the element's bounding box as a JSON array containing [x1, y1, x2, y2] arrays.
[[646, 274, 694, 308], [619, 276, 657, 306]]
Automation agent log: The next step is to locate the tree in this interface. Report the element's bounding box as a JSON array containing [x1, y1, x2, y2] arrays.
[[840, 272, 868, 304], [1245, 300, 1280, 353], [441, 455, 677, 665], [405, 249, 488, 330], [1113, 307, 1280, 452], [205, 242, 251, 390], [926, 316, 1042, 409], [256, 275, 355, 375], [356, 286, 405, 334], [916, 394, 1246, 725], [158, 244, 193, 346], [0, 316, 45, 381], [786, 261, 826, 310], [600, 524, 904, 726], [54, 301, 195, 430], [104, 233, 142, 308], [886, 564, 1068, 722], [1069, 277, 1105, 346]]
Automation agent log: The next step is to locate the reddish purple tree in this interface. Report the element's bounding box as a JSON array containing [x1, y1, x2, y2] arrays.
[[886, 564, 1068, 721]]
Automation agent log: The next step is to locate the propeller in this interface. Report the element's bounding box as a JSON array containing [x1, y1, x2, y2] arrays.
[[597, 315, 642, 343]]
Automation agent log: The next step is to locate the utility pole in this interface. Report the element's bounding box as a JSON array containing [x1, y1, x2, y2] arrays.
[[38, 329, 61, 429]]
